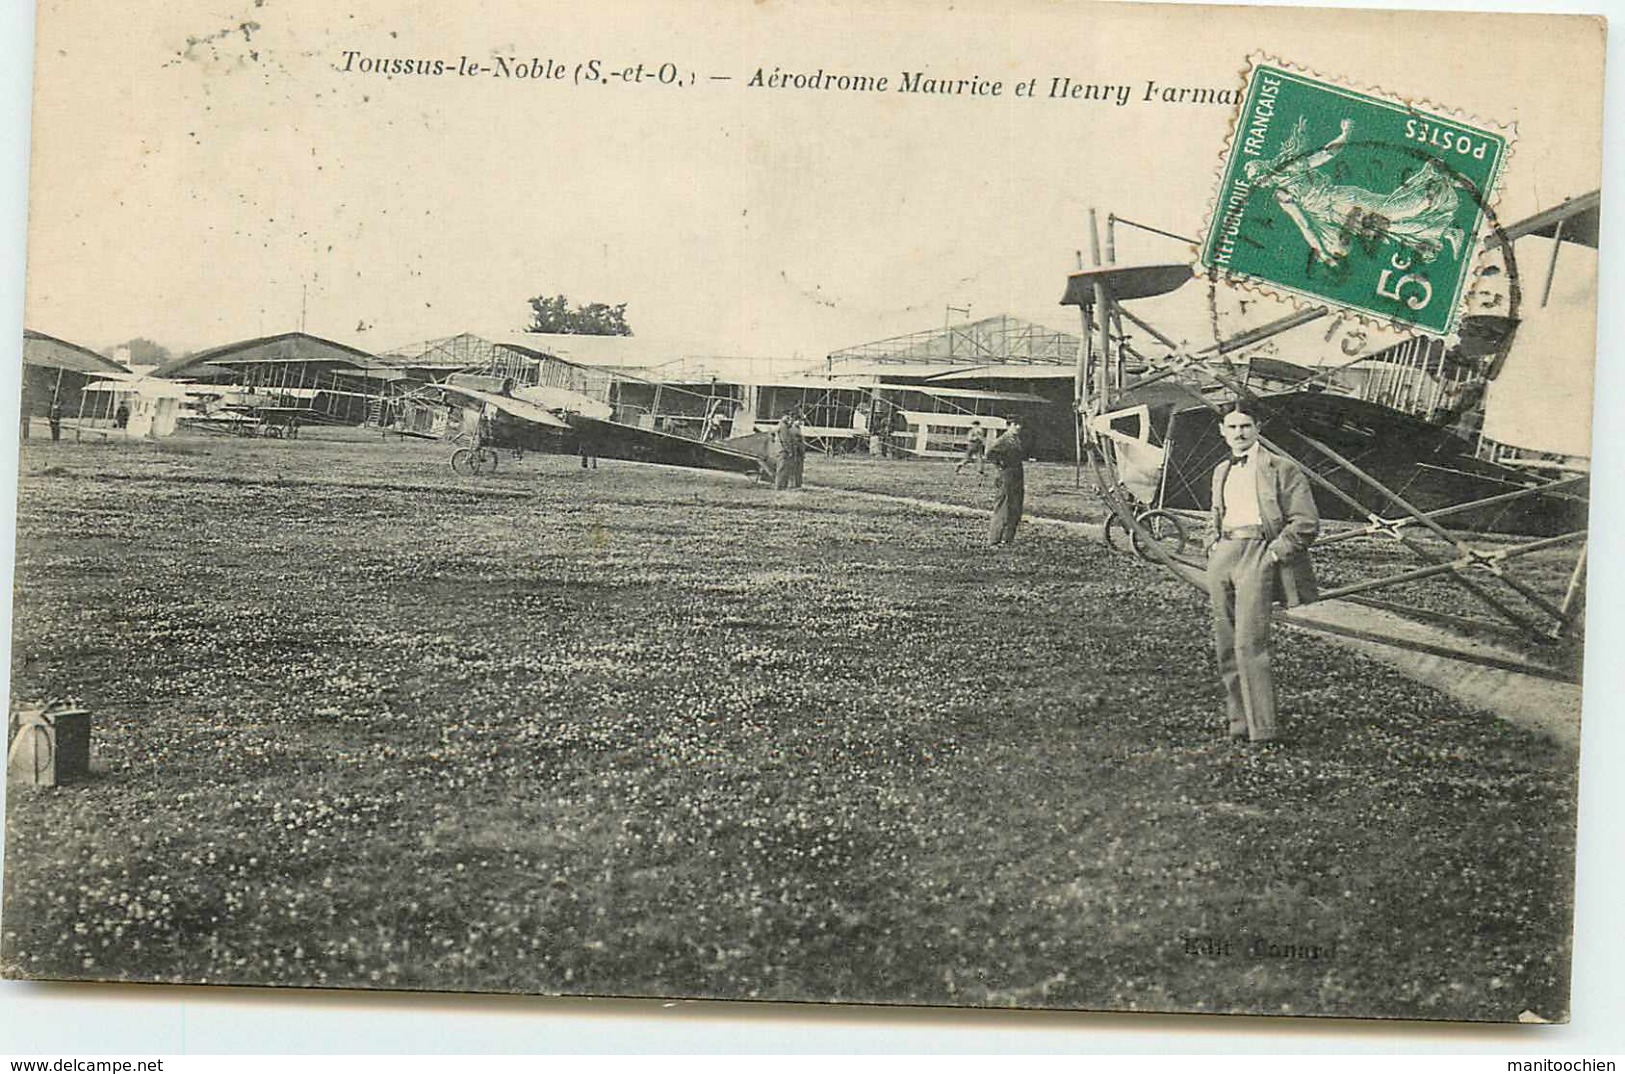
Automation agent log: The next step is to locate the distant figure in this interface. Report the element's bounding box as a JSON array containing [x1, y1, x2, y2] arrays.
[[48, 402, 62, 443], [788, 411, 809, 488], [889, 406, 910, 459], [114, 403, 130, 430], [287, 413, 301, 440], [579, 430, 598, 470], [767, 414, 787, 484], [955, 421, 987, 476], [706, 408, 730, 442], [871, 404, 892, 457], [772, 412, 803, 490], [986, 419, 1026, 546]]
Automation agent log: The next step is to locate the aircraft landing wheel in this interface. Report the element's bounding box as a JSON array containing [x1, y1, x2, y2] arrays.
[[450, 448, 474, 475], [471, 447, 499, 475], [1130, 509, 1190, 561]]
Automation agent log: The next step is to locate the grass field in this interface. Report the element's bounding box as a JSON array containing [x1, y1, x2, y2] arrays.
[[2, 433, 1578, 1020]]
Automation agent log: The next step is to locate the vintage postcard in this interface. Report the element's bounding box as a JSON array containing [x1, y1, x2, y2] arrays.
[[3, 0, 1608, 1030]]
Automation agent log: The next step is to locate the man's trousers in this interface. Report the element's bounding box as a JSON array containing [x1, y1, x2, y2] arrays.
[[989, 470, 1024, 545], [1207, 536, 1279, 742]]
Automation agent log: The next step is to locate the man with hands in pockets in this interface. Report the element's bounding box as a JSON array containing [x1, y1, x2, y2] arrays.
[[1207, 402, 1321, 746]]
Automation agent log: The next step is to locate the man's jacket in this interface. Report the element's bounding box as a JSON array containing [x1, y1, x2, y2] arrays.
[[986, 431, 1025, 473], [772, 421, 804, 459], [1210, 449, 1321, 606]]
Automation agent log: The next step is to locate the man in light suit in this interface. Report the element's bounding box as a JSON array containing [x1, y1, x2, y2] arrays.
[[1208, 403, 1320, 745]]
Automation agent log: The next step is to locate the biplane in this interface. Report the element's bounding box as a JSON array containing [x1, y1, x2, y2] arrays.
[[75, 374, 317, 440], [1065, 196, 1596, 661], [1094, 379, 1589, 538]]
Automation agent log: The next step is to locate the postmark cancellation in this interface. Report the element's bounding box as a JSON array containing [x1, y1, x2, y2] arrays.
[[1200, 57, 1514, 337]]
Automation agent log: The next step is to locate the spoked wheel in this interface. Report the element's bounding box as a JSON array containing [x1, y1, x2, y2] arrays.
[[450, 448, 474, 475], [1129, 509, 1190, 561], [471, 447, 500, 475]]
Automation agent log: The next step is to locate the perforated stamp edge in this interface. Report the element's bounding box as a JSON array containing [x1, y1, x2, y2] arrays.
[[1193, 53, 1519, 346]]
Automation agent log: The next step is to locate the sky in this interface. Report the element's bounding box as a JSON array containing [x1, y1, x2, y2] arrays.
[[19, 0, 1607, 367]]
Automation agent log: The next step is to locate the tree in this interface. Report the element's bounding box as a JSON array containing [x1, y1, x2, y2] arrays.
[[525, 294, 633, 336], [105, 337, 174, 367]]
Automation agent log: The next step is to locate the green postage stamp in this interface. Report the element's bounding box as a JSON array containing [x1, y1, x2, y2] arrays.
[[1201, 59, 1511, 336]]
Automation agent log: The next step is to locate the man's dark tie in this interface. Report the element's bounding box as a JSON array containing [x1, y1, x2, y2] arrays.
[[1230, 455, 1249, 466]]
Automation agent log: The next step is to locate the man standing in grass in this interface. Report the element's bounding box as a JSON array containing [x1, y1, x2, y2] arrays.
[[955, 420, 987, 476], [772, 411, 803, 491], [986, 419, 1026, 546], [1207, 402, 1320, 745], [779, 410, 808, 489], [789, 411, 809, 488]]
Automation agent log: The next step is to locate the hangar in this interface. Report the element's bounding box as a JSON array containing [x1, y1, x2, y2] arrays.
[[20, 329, 129, 438]]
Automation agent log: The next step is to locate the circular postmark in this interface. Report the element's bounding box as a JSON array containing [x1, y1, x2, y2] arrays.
[[1202, 138, 1521, 396]]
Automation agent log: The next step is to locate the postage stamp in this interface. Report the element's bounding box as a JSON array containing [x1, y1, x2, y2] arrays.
[[1201, 59, 1512, 336]]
